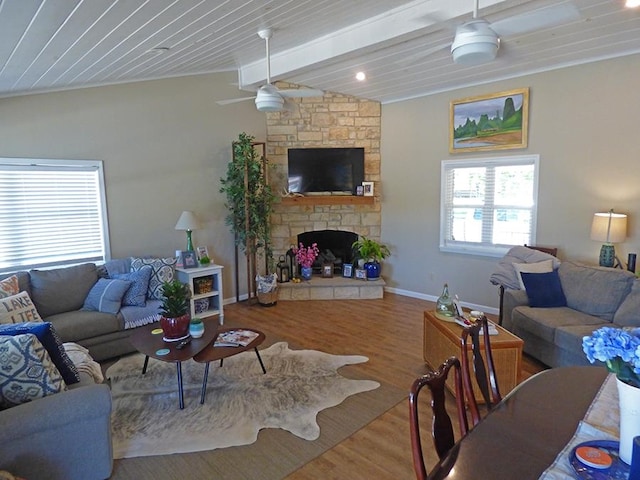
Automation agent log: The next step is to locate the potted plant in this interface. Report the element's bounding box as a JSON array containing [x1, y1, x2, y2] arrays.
[[351, 236, 391, 280], [220, 133, 276, 300], [159, 280, 192, 341]]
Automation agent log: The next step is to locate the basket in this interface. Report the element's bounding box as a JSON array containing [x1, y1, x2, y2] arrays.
[[194, 298, 210, 314], [194, 276, 213, 294], [257, 289, 278, 307]]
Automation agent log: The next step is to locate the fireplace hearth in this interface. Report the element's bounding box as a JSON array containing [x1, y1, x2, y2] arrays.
[[297, 230, 358, 273]]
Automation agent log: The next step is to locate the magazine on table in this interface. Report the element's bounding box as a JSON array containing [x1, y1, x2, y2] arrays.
[[214, 329, 259, 347]]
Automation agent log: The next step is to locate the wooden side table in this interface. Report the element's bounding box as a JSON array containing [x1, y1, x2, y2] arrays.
[[423, 310, 524, 400]]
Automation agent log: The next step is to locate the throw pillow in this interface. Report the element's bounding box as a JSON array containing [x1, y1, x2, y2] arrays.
[[0, 291, 43, 325], [131, 257, 177, 300], [111, 266, 152, 307], [0, 333, 66, 409], [83, 278, 132, 314], [512, 259, 554, 290], [0, 275, 19, 299], [521, 269, 567, 308], [0, 322, 80, 385]]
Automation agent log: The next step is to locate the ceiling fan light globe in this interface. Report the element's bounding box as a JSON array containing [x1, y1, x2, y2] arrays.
[[255, 89, 284, 112], [451, 22, 499, 65]]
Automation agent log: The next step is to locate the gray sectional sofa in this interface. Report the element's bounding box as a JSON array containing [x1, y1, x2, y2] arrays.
[[501, 260, 639, 367], [1, 259, 162, 361]]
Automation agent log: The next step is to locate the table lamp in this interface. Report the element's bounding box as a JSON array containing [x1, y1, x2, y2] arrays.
[[590, 209, 627, 267], [175, 211, 200, 251]]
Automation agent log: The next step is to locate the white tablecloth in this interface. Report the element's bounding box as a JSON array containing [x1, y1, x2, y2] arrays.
[[539, 373, 619, 479]]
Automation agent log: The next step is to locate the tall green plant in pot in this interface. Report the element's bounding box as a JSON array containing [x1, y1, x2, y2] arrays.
[[352, 236, 391, 280], [159, 280, 192, 341], [220, 133, 276, 299]]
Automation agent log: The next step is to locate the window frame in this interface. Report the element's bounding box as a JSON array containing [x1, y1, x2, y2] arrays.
[[439, 154, 540, 258], [0, 157, 111, 273]]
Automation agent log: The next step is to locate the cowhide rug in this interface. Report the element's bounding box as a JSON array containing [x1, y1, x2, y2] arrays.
[[106, 342, 379, 459]]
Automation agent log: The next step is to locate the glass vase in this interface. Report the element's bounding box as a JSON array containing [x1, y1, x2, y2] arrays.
[[436, 283, 455, 317]]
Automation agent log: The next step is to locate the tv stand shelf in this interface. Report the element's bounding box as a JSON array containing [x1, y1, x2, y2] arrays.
[[280, 196, 374, 206]]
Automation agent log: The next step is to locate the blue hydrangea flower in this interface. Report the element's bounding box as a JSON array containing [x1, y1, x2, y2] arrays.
[[583, 327, 640, 387]]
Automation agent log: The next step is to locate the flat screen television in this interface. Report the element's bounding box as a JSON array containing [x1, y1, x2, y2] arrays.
[[287, 147, 364, 195]]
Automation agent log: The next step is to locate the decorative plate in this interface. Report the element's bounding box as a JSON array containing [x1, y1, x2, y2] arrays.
[[570, 440, 630, 479]]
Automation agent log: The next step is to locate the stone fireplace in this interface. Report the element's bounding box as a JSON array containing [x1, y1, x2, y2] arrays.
[[265, 83, 383, 300]]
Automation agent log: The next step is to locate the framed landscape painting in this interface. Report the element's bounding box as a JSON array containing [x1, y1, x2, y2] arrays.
[[449, 88, 529, 153]]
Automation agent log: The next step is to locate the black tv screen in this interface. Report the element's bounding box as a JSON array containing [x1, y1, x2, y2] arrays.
[[287, 148, 364, 195]]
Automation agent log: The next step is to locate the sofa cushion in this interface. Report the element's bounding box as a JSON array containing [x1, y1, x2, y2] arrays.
[[0, 333, 66, 409], [112, 266, 152, 307], [513, 259, 554, 290], [554, 323, 612, 361], [613, 279, 640, 327], [131, 257, 176, 300], [29, 263, 98, 318], [0, 291, 43, 324], [521, 270, 567, 308], [512, 306, 606, 343], [0, 275, 19, 299], [83, 278, 132, 314], [558, 261, 635, 321], [46, 309, 123, 343], [0, 322, 80, 385]]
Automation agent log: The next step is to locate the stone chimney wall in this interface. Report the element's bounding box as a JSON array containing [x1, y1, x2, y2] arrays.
[[267, 82, 382, 257]]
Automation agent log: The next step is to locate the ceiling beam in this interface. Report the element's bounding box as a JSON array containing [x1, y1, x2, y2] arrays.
[[238, 0, 509, 89]]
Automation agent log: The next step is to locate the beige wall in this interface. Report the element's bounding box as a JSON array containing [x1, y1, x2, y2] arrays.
[[381, 54, 640, 312], [0, 72, 266, 300]]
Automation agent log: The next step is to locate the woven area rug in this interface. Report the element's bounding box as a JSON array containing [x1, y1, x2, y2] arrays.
[[106, 342, 381, 459]]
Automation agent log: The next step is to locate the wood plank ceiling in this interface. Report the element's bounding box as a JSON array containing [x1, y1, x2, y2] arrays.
[[0, 0, 638, 104]]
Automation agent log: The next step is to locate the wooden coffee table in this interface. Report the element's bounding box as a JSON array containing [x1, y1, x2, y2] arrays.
[[193, 327, 266, 404], [423, 310, 524, 400], [128, 317, 218, 409]]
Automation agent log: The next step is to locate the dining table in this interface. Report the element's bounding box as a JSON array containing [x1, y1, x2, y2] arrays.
[[427, 365, 609, 480]]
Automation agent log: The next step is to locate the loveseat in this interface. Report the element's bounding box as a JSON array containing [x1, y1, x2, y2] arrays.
[[0, 257, 172, 361], [500, 259, 639, 367]]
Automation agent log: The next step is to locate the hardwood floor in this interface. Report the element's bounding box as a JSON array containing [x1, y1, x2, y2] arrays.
[[212, 293, 546, 479]]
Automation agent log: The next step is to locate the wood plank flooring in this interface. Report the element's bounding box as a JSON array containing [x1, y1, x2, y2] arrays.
[[205, 293, 546, 479]]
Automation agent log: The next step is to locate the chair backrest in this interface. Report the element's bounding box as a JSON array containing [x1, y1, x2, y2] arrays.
[[460, 315, 502, 427], [409, 356, 468, 480]]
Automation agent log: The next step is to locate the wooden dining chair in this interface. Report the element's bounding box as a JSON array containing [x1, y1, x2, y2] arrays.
[[459, 315, 502, 427], [409, 356, 469, 480]]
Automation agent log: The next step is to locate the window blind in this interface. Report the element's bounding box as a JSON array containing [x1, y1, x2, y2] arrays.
[[0, 159, 109, 272], [440, 155, 539, 257]]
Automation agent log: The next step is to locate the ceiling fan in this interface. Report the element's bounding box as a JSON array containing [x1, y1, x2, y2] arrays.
[[401, 0, 581, 66], [217, 28, 323, 112]]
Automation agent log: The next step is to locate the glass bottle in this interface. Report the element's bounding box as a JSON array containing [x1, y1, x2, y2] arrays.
[[436, 283, 455, 317]]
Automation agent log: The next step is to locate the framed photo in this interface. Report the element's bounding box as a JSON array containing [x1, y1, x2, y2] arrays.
[[181, 250, 198, 269], [449, 87, 529, 154], [356, 185, 364, 196], [453, 298, 464, 318], [196, 246, 209, 261], [342, 263, 353, 278], [322, 263, 334, 278], [355, 268, 367, 280], [362, 181, 374, 197]]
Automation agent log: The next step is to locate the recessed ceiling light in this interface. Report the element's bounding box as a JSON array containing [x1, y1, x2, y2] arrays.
[[626, 0, 640, 7], [355, 71, 366, 81]]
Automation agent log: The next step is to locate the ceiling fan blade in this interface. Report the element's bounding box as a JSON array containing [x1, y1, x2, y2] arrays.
[[279, 88, 324, 98], [396, 42, 450, 67], [216, 96, 256, 106], [491, 3, 581, 37]]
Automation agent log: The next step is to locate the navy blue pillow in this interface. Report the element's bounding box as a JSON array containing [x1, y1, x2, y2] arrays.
[[521, 269, 567, 308], [112, 266, 152, 307], [0, 322, 80, 385]]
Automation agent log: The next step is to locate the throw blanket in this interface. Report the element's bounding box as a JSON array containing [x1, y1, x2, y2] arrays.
[[63, 342, 104, 383], [490, 246, 561, 290]]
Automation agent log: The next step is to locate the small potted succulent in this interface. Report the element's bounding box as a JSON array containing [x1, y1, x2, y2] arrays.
[[159, 280, 192, 341], [351, 236, 391, 280]]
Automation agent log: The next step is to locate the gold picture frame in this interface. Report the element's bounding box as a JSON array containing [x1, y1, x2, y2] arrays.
[[449, 87, 529, 154]]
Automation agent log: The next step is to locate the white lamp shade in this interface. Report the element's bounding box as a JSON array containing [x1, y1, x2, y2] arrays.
[[175, 211, 200, 231], [590, 212, 627, 243]]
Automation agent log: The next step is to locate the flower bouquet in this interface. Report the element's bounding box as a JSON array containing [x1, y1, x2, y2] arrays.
[[582, 326, 640, 387], [294, 242, 320, 268]]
